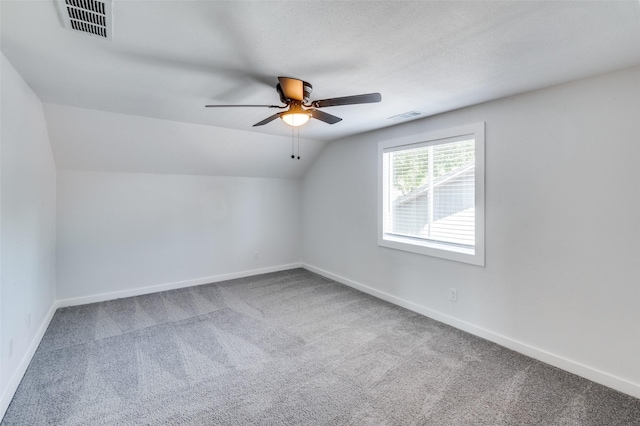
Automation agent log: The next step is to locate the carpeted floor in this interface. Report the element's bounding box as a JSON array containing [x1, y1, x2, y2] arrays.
[[2, 268, 639, 425]]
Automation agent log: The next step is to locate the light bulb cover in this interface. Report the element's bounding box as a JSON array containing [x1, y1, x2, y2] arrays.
[[281, 112, 310, 127]]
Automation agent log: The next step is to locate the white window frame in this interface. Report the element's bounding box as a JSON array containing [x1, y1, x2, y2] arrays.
[[378, 122, 485, 266]]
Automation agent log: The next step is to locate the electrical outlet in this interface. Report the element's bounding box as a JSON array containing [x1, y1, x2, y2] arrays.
[[449, 288, 458, 302], [253, 251, 259, 260], [27, 313, 31, 328], [9, 338, 13, 358]]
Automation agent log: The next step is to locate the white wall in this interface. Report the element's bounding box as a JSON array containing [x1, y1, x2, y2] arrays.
[[302, 66, 640, 396], [0, 53, 57, 410], [57, 171, 301, 300]]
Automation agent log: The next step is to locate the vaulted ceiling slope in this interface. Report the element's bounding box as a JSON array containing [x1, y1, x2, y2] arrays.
[[43, 103, 323, 179], [2, 1, 640, 177]]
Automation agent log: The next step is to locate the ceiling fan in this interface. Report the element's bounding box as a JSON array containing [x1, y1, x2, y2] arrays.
[[205, 77, 381, 127]]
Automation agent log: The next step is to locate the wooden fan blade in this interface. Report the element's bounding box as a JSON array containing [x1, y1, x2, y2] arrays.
[[278, 77, 304, 101], [253, 112, 283, 127], [312, 93, 381, 108], [309, 109, 342, 125]]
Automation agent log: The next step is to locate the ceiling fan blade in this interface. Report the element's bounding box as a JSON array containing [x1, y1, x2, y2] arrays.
[[278, 77, 304, 101], [309, 109, 342, 125], [113, 49, 276, 89], [253, 112, 284, 127], [312, 93, 382, 108], [205, 104, 282, 108]]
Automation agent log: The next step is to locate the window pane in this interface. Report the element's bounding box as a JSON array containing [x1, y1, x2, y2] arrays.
[[383, 139, 475, 247]]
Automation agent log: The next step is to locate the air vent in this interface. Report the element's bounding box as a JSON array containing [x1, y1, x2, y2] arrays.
[[388, 111, 422, 122], [56, 0, 112, 39]]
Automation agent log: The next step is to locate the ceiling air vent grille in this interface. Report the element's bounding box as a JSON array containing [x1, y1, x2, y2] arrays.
[[56, 0, 112, 39], [388, 111, 422, 123]]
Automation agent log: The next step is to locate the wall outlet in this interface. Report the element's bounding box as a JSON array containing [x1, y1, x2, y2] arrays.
[[27, 312, 32, 329], [253, 251, 259, 260], [8, 338, 13, 358], [449, 288, 458, 302]]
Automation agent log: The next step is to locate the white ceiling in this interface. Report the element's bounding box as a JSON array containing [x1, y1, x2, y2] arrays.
[[2, 1, 640, 177]]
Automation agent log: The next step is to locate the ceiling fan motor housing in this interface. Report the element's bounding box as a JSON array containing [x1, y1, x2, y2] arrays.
[[277, 80, 313, 104], [301, 81, 312, 104]]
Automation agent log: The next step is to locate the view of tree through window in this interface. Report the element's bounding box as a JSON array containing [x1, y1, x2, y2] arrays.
[[392, 140, 475, 196], [380, 123, 484, 265]]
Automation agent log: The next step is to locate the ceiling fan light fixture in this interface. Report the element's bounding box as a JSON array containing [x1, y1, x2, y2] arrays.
[[281, 111, 310, 127], [206, 76, 381, 128]]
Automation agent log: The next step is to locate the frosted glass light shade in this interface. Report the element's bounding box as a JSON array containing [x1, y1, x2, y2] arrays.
[[281, 112, 310, 127]]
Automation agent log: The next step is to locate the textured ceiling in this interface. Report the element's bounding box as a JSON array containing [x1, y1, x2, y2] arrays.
[[2, 1, 640, 176]]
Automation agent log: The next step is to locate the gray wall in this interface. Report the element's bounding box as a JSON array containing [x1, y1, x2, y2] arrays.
[[56, 171, 302, 300], [1, 53, 57, 409], [302, 66, 640, 396]]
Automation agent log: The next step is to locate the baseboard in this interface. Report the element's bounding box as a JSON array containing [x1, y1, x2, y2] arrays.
[[57, 262, 303, 308], [0, 301, 58, 421], [303, 263, 640, 400]]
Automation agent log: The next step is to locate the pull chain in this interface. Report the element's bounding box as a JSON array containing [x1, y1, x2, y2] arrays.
[[291, 127, 294, 159], [297, 128, 301, 160]]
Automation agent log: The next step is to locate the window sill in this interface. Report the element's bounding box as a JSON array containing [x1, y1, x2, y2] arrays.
[[379, 234, 484, 266]]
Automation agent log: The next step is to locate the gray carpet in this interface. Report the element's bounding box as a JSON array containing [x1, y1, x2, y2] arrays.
[[2, 269, 639, 425]]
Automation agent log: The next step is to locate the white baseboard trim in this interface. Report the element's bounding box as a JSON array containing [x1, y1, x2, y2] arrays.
[[0, 301, 58, 421], [303, 263, 640, 400], [57, 262, 303, 308]]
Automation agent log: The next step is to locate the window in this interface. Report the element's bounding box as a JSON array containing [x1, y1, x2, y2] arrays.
[[378, 123, 485, 266]]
